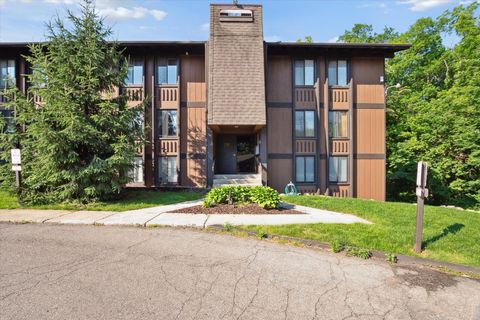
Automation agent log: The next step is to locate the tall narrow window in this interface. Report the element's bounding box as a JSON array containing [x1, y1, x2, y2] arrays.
[[328, 60, 348, 86], [130, 156, 144, 183], [157, 110, 177, 137], [159, 156, 178, 184], [0, 59, 15, 88], [295, 111, 315, 137], [156, 58, 178, 85], [296, 156, 315, 183], [329, 157, 348, 183], [125, 58, 143, 85], [294, 59, 315, 86], [328, 111, 348, 138]]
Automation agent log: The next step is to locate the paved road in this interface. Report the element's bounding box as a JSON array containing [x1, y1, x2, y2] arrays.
[[0, 224, 479, 320]]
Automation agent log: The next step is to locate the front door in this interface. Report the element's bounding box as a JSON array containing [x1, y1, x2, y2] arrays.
[[216, 135, 237, 174]]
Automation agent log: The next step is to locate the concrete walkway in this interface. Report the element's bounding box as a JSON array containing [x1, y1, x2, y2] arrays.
[[0, 200, 371, 227]]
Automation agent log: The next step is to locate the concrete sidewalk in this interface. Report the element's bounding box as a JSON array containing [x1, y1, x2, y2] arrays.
[[0, 200, 371, 227]]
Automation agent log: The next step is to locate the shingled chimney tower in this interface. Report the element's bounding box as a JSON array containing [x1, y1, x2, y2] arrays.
[[207, 3, 266, 128]]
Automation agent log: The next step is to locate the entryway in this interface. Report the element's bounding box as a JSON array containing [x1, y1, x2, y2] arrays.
[[215, 134, 257, 174]]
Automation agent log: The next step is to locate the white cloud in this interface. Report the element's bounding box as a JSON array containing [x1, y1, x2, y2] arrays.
[[397, 0, 454, 11], [41, 0, 168, 21], [150, 9, 167, 21], [98, 6, 148, 20]]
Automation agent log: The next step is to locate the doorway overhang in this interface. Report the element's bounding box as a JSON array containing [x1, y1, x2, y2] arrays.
[[209, 124, 265, 134]]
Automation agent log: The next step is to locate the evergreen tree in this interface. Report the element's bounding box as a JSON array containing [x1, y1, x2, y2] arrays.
[[0, 0, 145, 204]]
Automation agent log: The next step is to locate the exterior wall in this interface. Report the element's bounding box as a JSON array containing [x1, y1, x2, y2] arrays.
[[265, 54, 386, 200]]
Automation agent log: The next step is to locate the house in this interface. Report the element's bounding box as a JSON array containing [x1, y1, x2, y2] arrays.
[[0, 3, 409, 201]]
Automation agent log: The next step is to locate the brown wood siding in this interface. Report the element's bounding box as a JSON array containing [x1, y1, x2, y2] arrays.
[[354, 109, 385, 154], [180, 55, 207, 187], [180, 55, 206, 103], [266, 56, 292, 103], [355, 159, 385, 201], [267, 107, 293, 154], [268, 159, 292, 192], [352, 57, 386, 200]]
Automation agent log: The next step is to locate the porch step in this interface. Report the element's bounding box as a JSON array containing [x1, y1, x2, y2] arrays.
[[213, 174, 262, 187]]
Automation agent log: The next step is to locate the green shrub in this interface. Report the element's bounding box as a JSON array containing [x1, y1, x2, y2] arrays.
[[203, 186, 280, 210], [224, 222, 234, 232], [386, 253, 398, 264], [345, 246, 372, 259], [330, 240, 347, 253], [256, 230, 267, 239]]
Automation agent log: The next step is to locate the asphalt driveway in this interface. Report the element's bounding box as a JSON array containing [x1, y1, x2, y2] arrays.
[[0, 223, 479, 320]]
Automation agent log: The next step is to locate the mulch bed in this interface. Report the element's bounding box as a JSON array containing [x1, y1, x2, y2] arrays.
[[169, 203, 304, 215]]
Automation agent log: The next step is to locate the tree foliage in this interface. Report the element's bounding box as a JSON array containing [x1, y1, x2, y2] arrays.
[[339, 3, 480, 208], [0, 0, 145, 204]]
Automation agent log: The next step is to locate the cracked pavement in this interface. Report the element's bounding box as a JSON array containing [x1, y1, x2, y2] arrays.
[[0, 224, 479, 320]]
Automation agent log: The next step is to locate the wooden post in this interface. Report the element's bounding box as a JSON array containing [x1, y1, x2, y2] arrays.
[[414, 161, 428, 253]]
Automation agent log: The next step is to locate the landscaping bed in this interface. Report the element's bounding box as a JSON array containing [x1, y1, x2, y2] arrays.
[[170, 203, 303, 215]]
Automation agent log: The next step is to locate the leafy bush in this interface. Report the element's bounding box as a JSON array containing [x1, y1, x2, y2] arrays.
[[345, 246, 372, 259], [203, 186, 280, 209]]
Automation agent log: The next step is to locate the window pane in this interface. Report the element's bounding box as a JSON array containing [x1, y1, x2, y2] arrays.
[[305, 111, 315, 137], [168, 111, 177, 136], [133, 61, 143, 85], [125, 65, 134, 85], [304, 60, 314, 86], [328, 111, 348, 138], [160, 157, 168, 183], [305, 157, 315, 182], [296, 157, 305, 182], [295, 111, 305, 137], [158, 111, 177, 137], [168, 157, 177, 183], [338, 60, 347, 86], [328, 60, 337, 86], [132, 157, 143, 183], [294, 60, 304, 86], [339, 157, 348, 182], [157, 65, 168, 84], [167, 59, 177, 84], [329, 157, 338, 182]]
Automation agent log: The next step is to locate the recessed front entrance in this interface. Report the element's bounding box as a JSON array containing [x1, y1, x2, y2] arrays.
[[215, 134, 256, 174]]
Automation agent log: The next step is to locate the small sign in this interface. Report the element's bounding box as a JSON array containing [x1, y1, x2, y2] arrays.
[[11, 149, 21, 165], [416, 161, 428, 187], [11, 165, 21, 171]]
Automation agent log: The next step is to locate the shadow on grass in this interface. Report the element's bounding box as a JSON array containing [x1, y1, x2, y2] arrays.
[[423, 223, 465, 249]]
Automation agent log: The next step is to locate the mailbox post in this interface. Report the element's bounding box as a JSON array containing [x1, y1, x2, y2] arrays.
[[414, 161, 428, 253]]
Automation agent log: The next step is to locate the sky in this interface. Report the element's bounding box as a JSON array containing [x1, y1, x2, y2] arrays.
[[0, 0, 475, 44]]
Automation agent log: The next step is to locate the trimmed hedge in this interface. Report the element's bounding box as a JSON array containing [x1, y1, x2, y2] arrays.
[[203, 186, 280, 209]]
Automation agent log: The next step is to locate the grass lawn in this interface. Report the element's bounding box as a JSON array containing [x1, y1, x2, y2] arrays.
[[0, 189, 204, 212], [241, 195, 480, 267]]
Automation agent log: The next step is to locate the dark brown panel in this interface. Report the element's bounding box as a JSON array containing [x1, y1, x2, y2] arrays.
[[266, 56, 292, 103]]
